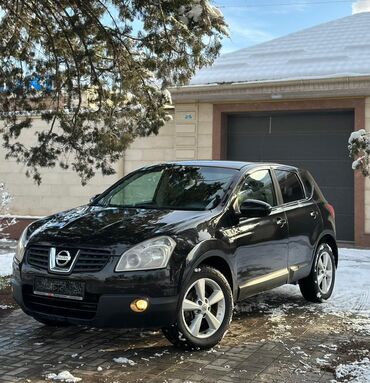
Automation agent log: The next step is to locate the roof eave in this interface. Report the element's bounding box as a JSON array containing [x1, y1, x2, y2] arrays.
[[170, 75, 370, 103]]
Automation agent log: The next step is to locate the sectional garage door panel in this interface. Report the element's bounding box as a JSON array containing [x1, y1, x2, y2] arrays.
[[227, 111, 354, 241]]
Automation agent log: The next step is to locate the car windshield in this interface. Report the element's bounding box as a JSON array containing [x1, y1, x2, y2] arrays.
[[95, 165, 237, 211]]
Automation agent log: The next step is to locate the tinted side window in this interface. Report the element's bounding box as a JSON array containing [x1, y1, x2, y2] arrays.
[[275, 170, 305, 203], [240, 170, 276, 206], [299, 171, 313, 198], [299, 169, 325, 201]]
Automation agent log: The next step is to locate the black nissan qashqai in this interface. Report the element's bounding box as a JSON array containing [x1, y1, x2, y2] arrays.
[[12, 161, 337, 349]]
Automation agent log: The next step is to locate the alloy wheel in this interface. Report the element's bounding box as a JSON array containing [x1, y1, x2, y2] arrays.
[[317, 247, 334, 294], [181, 277, 226, 339]]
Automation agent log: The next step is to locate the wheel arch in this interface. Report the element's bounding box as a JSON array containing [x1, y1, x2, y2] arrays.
[[181, 239, 238, 300], [197, 256, 234, 295], [183, 254, 237, 300], [316, 232, 338, 267]]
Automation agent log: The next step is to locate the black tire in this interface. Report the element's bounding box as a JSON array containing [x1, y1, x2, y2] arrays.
[[299, 242, 336, 303], [33, 316, 71, 327], [162, 266, 233, 350]]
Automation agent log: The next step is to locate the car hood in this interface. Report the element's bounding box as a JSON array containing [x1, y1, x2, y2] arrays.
[[27, 205, 215, 251]]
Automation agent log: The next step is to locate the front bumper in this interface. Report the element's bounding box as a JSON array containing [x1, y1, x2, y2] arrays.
[[12, 260, 179, 328]]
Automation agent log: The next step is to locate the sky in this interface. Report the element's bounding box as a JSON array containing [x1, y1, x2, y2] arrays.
[[217, 0, 370, 53]]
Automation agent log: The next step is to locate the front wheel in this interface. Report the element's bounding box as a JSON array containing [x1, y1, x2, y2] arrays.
[[299, 243, 336, 303], [162, 266, 233, 350]]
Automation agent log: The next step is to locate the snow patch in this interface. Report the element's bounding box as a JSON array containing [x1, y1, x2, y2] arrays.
[[113, 357, 136, 366], [0, 253, 13, 277], [353, 0, 370, 15], [348, 129, 368, 144], [45, 371, 81, 383], [335, 357, 370, 382], [319, 344, 338, 351], [352, 156, 365, 170], [316, 357, 330, 366]]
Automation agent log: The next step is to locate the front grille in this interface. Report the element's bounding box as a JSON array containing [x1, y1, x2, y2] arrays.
[[74, 248, 111, 272], [26, 246, 111, 273], [23, 286, 98, 320], [27, 246, 49, 269]]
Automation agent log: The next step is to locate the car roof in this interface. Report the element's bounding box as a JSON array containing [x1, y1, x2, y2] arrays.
[[157, 160, 299, 171]]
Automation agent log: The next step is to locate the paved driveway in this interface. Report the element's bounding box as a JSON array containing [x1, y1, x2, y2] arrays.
[[0, 248, 369, 383]]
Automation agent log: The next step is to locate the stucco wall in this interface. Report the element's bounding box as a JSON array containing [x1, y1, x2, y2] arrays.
[[0, 117, 122, 217], [365, 97, 370, 233], [122, 110, 176, 174], [121, 104, 213, 175]]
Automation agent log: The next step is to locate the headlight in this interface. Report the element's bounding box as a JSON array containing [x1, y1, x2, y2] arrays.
[[14, 226, 29, 263], [115, 236, 176, 272]]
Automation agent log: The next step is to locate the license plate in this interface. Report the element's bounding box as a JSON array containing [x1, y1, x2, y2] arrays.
[[33, 277, 85, 301]]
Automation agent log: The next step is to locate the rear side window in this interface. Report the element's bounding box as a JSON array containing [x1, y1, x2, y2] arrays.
[[299, 171, 314, 198], [275, 170, 305, 203]]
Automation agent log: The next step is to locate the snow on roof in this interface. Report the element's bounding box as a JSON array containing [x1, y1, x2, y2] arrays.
[[190, 12, 370, 86]]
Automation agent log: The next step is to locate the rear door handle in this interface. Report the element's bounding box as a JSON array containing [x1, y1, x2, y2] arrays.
[[276, 217, 287, 228]]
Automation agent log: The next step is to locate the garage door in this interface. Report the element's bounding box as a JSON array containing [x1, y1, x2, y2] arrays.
[[227, 111, 354, 242]]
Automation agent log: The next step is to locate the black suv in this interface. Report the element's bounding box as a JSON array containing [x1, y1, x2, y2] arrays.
[[12, 161, 337, 349]]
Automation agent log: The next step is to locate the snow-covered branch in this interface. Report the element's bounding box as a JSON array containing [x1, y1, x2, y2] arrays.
[[0, 183, 16, 239], [348, 129, 370, 177]]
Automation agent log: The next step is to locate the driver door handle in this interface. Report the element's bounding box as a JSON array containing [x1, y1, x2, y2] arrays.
[[276, 217, 287, 228]]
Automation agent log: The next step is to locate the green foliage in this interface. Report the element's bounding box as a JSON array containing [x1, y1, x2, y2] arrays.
[[0, 1, 227, 184]]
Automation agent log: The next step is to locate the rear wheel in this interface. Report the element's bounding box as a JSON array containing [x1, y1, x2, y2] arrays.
[[162, 266, 233, 350], [299, 243, 336, 303]]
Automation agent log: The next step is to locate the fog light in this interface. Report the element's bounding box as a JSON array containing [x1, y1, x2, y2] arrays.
[[130, 298, 149, 313]]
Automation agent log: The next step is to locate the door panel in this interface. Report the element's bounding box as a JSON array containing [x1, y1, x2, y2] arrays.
[[283, 200, 322, 281], [222, 169, 289, 300], [273, 169, 323, 281], [231, 207, 289, 299]]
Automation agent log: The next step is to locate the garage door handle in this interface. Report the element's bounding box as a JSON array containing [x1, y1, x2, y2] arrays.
[[276, 217, 287, 227], [310, 211, 318, 219]]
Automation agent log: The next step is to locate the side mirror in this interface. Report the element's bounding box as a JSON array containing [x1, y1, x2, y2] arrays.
[[90, 194, 100, 203], [239, 199, 272, 218]]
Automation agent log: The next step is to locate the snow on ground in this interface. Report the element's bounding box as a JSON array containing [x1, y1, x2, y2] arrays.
[[0, 252, 13, 277], [113, 357, 137, 366], [237, 248, 370, 317], [45, 370, 81, 382], [335, 357, 370, 383], [328, 248, 370, 316]]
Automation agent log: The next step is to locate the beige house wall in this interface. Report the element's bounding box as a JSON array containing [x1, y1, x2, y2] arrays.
[[122, 110, 176, 174], [0, 118, 122, 217], [365, 97, 370, 233], [172, 103, 213, 161], [121, 104, 213, 175]]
